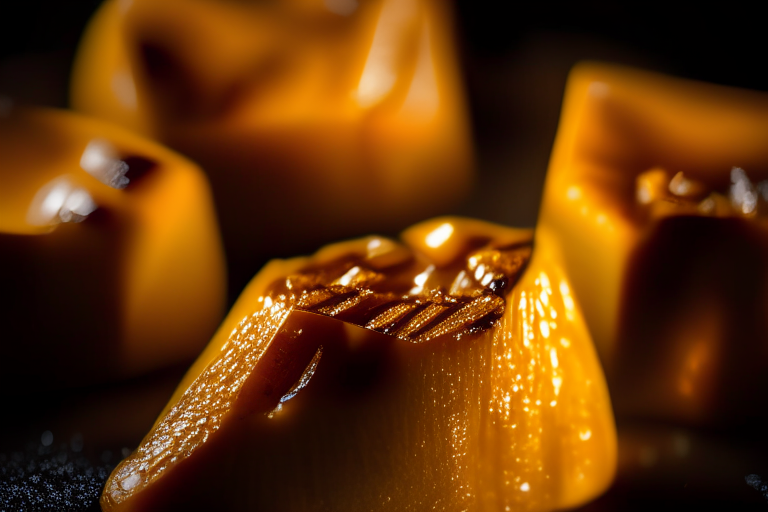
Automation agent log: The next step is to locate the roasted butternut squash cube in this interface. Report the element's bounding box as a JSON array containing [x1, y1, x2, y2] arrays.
[[102, 218, 615, 512], [537, 63, 768, 426], [71, 0, 473, 288], [0, 106, 226, 388]]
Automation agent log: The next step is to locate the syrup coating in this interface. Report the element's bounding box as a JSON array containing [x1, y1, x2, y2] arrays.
[[102, 218, 616, 512]]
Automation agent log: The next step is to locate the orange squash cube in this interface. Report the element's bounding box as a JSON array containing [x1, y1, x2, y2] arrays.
[[102, 218, 616, 512], [0, 106, 226, 387], [71, 0, 474, 287], [537, 63, 768, 426]]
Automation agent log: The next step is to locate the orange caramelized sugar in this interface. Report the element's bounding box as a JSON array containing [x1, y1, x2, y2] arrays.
[[103, 218, 616, 512]]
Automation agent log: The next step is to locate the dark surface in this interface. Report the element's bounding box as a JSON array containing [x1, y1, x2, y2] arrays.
[[3, 1, 768, 510], [0, 365, 187, 511], [0, 443, 112, 512]]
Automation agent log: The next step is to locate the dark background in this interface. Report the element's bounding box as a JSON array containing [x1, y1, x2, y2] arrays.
[[2, 1, 768, 510]]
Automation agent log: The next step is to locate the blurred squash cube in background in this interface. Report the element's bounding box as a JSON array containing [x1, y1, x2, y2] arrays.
[[71, 0, 474, 293]]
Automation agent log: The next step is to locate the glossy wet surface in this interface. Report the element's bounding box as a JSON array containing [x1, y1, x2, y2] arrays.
[[103, 236, 535, 508]]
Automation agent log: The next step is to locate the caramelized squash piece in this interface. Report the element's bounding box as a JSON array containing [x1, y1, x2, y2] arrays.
[[71, 0, 473, 288], [537, 63, 768, 426], [102, 218, 615, 512], [0, 106, 225, 388]]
